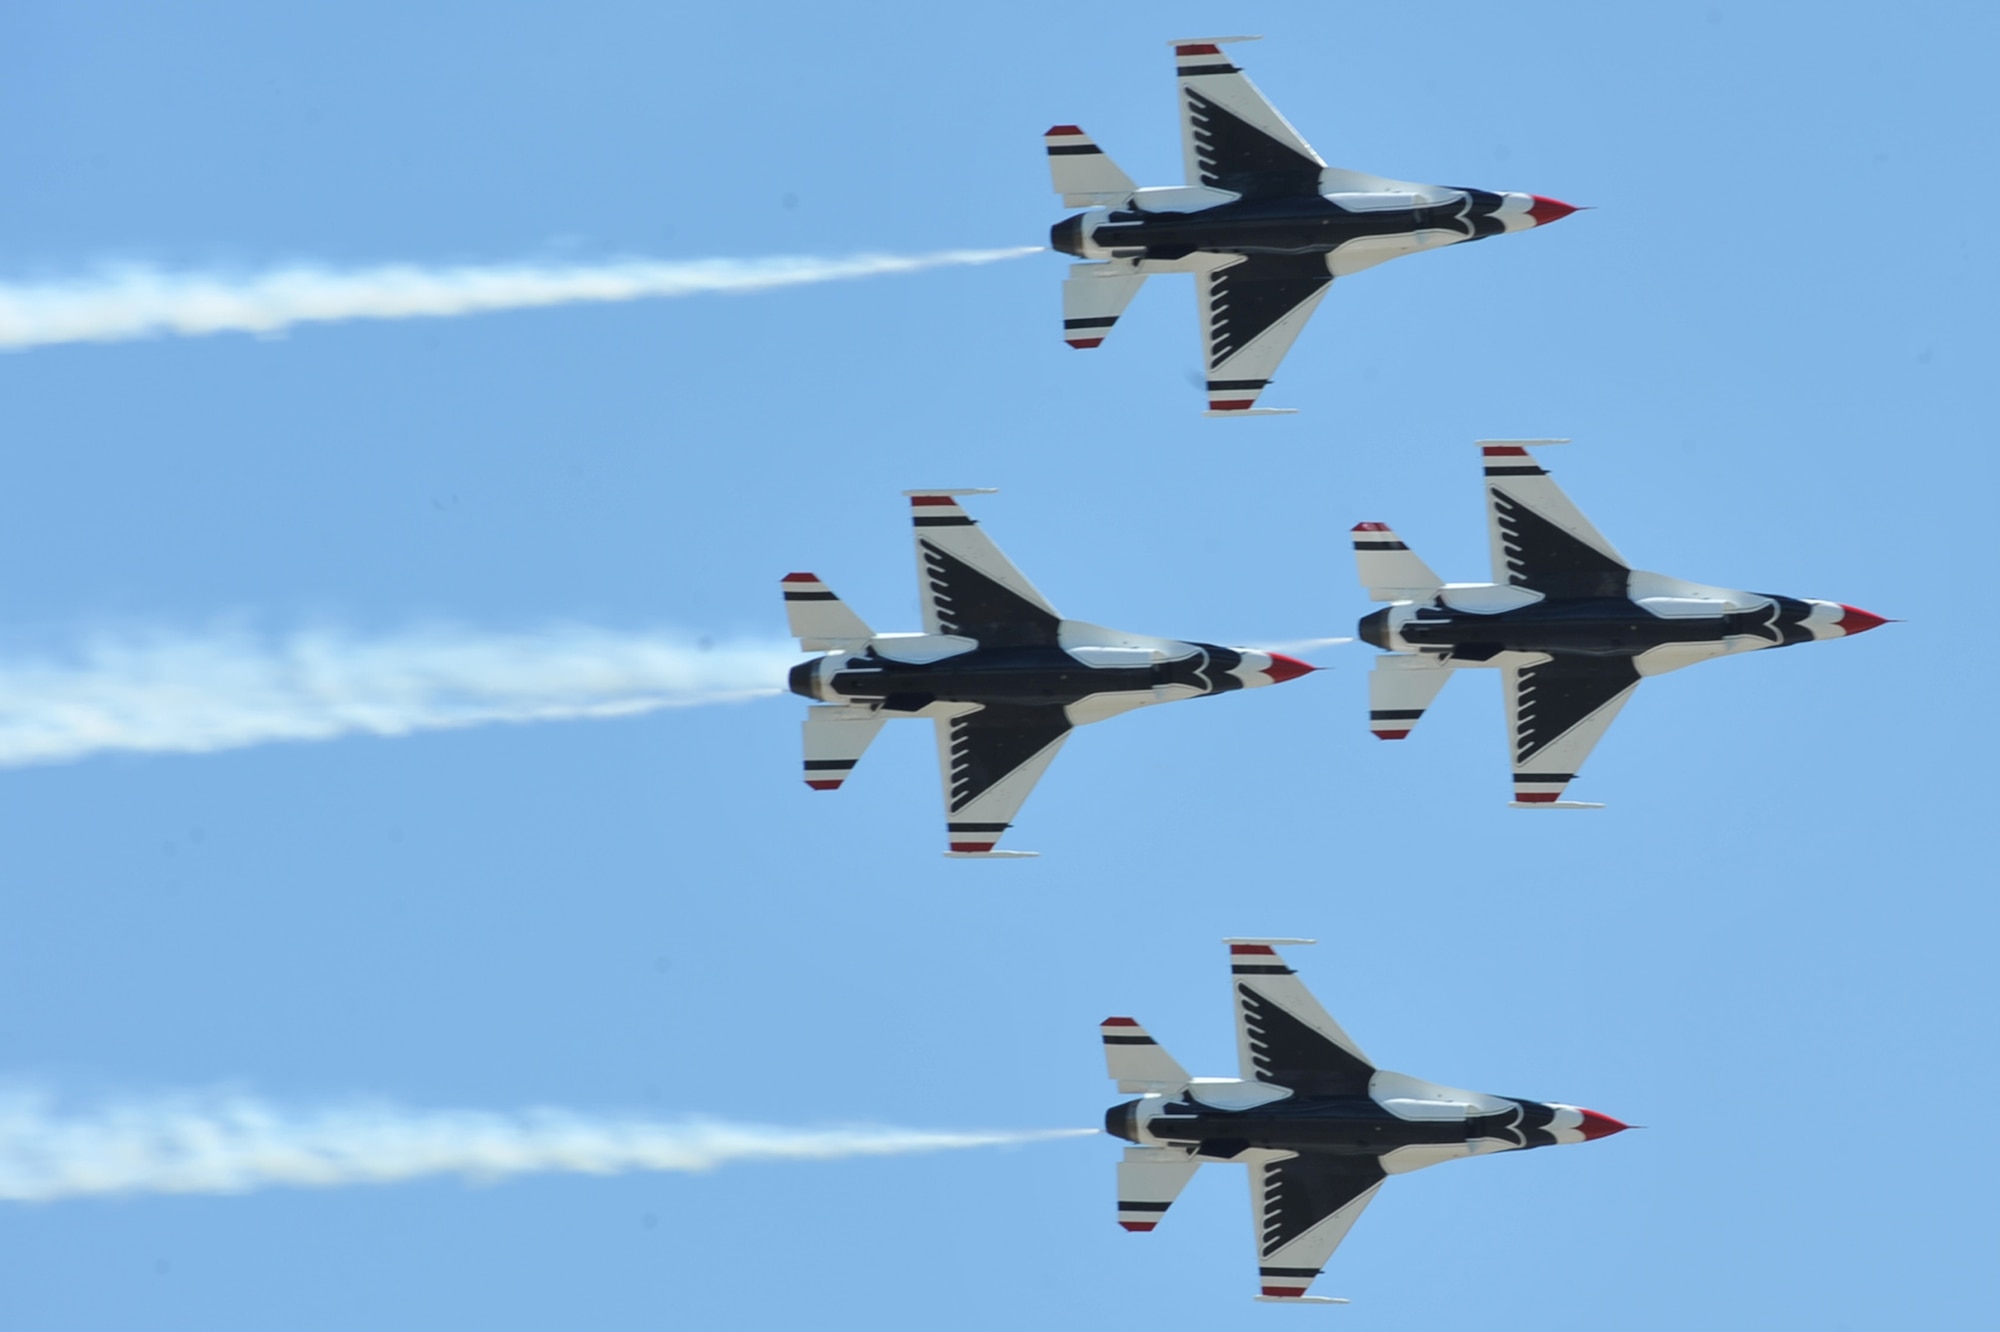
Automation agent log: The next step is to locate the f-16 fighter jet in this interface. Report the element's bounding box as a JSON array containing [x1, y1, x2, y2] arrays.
[[784, 490, 1314, 857], [1102, 938, 1628, 1303], [1355, 439, 1889, 807], [1046, 36, 1577, 416]]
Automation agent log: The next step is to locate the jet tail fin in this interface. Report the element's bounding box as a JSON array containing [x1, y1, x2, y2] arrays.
[[1352, 523, 1442, 602], [782, 572, 873, 651], [1044, 125, 1136, 206], [1062, 262, 1147, 349], [1117, 1146, 1201, 1232], [1101, 1017, 1189, 1093], [1367, 654, 1452, 740], [801, 704, 885, 791]]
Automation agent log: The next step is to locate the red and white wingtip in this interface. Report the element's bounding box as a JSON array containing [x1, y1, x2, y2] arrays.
[[1256, 1274, 1345, 1303], [781, 572, 832, 597], [1203, 378, 1295, 417], [1510, 772, 1603, 809]]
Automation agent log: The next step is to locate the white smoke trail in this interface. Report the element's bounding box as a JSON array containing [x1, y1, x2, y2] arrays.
[[0, 246, 1042, 350], [0, 1088, 1093, 1203], [0, 623, 796, 767]]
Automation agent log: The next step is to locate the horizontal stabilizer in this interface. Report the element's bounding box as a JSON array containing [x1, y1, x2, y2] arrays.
[[1117, 1147, 1201, 1232], [1101, 1017, 1190, 1093], [1045, 126, 1136, 206], [801, 704, 884, 791], [1062, 263, 1146, 349], [1367, 655, 1451, 741], [782, 573, 873, 650], [1352, 524, 1441, 601]]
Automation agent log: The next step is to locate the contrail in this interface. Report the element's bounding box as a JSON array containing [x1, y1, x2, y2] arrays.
[[0, 246, 1041, 350], [0, 623, 796, 767], [0, 1088, 1094, 1203]]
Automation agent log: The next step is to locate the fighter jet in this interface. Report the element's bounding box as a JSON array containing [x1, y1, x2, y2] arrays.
[[1046, 36, 1577, 416], [1355, 439, 1889, 807], [1103, 938, 1628, 1303], [784, 490, 1315, 856]]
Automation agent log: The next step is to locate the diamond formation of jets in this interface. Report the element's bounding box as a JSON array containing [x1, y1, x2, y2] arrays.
[[784, 491, 1315, 857], [1102, 939, 1628, 1303], [1046, 36, 1576, 415], [1355, 440, 1889, 806]]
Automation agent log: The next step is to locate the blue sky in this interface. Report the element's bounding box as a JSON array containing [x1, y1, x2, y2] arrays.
[[1, 1, 1992, 1327]]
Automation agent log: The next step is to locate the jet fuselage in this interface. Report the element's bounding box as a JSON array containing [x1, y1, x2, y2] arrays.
[[1358, 592, 1859, 661], [1105, 1089, 1600, 1162], [1052, 187, 1565, 266], [789, 640, 1305, 711]]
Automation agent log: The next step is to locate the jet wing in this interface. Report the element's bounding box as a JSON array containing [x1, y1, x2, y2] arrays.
[[933, 704, 1072, 856], [1482, 442, 1631, 597], [1196, 255, 1333, 415], [1228, 941, 1374, 1096], [1172, 39, 1325, 199], [905, 490, 1062, 646], [1247, 1153, 1385, 1302], [1503, 656, 1641, 807]]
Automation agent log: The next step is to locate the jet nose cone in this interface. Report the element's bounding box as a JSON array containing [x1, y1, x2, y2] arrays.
[[1262, 653, 1318, 685], [1836, 604, 1889, 636], [1528, 195, 1579, 226], [1576, 1109, 1630, 1141]]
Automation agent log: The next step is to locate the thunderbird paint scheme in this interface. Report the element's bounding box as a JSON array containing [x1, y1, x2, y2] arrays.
[[1354, 440, 1888, 806], [1045, 37, 1576, 415], [1102, 939, 1627, 1303], [784, 491, 1313, 856]]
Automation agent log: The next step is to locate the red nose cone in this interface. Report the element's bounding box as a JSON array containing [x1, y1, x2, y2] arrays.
[[1262, 653, 1317, 684], [1528, 195, 1578, 226], [1576, 1109, 1629, 1141], [1837, 604, 1887, 636]]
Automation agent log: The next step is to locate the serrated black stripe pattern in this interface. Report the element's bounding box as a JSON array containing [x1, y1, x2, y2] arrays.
[[1259, 1158, 1383, 1258], [1182, 87, 1321, 197], [1205, 254, 1330, 370], [1490, 489, 1628, 597], [919, 539, 1062, 647], [1514, 658, 1640, 764], [1237, 983, 1374, 1097], [947, 705, 1071, 814]]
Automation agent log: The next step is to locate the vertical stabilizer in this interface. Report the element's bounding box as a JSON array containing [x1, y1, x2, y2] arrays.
[[1061, 263, 1147, 349], [1044, 126, 1136, 206], [781, 573, 873, 650], [1351, 524, 1441, 602], [1100, 1017, 1190, 1093], [801, 704, 885, 791], [1117, 1147, 1201, 1232], [1367, 655, 1452, 741]]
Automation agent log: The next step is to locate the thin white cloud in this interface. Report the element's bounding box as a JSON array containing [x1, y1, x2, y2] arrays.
[[0, 1088, 1093, 1202], [0, 624, 795, 767], [0, 246, 1040, 349]]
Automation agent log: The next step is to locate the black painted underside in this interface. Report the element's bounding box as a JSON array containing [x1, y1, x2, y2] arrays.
[[1395, 594, 1820, 660]]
